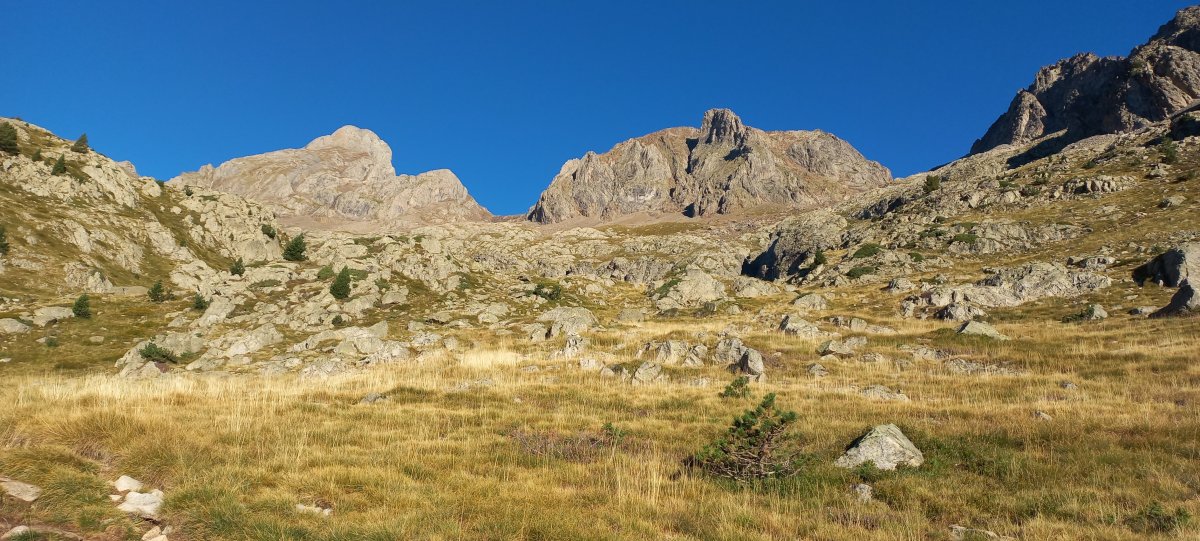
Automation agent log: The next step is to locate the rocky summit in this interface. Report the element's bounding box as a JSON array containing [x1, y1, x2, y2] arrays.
[[171, 125, 491, 232], [3, 6, 1200, 541], [971, 6, 1200, 159], [526, 108, 890, 224]]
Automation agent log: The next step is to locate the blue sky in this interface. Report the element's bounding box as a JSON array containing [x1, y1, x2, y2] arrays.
[[2, 1, 1193, 215]]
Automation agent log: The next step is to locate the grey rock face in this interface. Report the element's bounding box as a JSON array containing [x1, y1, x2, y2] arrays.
[[972, 7, 1200, 155], [536, 307, 598, 338], [834, 424, 924, 471], [652, 268, 725, 310], [742, 211, 848, 280], [527, 109, 889, 223], [31, 306, 74, 327], [172, 126, 491, 230], [1152, 279, 1200, 317], [1134, 242, 1199, 287]]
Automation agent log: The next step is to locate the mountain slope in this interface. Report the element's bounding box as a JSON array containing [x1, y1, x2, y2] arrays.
[[526, 109, 891, 224], [971, 6, 1200, 158], [171, 126, 492, 232]]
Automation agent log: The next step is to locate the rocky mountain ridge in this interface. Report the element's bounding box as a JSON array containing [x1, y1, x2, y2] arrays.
[[171, 126, 492, 232], [971, 6, 1200, 161], [525, 108, 891, 224]]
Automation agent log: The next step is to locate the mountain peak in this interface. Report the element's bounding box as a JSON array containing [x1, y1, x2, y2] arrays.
[[700, 108, 747, 146], [305, 125, 393, 165]]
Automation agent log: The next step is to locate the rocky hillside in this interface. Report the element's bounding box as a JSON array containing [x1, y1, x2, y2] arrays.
[[0, 118, 281, 299], [526, 109, 890, 224], [171, 126, 492, 232], [971, 6, 1200, 160]]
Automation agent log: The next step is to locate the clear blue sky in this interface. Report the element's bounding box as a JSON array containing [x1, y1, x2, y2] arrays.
[[2, 1, 1193, 215]]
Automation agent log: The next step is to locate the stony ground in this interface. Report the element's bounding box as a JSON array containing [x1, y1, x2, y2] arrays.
[[1, 114, 1199, 540]]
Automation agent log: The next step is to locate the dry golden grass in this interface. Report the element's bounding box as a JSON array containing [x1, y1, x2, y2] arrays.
[[2, 299, 1198, 540]]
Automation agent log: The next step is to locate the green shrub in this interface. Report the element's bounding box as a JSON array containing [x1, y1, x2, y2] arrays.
[[317, 264, 334, 280], [45, 336, 60, 348], [330, 267, 352, 300], [282, 234, 307, 261], [148, 281, 167, 303], [1160, 139, 1179, 165], [51, 155, 67, 175], [653, 278, 682, 298], [1082, 159, 1097, 169], [72, 294, 91, 319], [852, 243, 882, 259], [229, 257, 245, 276], [183, 186, 194, 196], [998, 180, 1015, 189], [1126, 502, 1191, 534], [846, 266, 877, 279], [923, 175, 941, 194], [811, 249, 827, 267], [260, 224, 277, 239], [251, 279, 281, 289], [331, 315, 345, 326], [0, 225, 8, 255], [192, 293, 210, 311], [0, 122, 18, 154], [533, 281, 563, 301], [1019, 185, 1042, 197], [71, 133, 89, 153], [908, 251, 925, 262], [689, 393, 804, 482], [139, 342, 178, 364], [31, 149, 42, 161], [951, 233, 978, 245], [719, 376, 751, 399]]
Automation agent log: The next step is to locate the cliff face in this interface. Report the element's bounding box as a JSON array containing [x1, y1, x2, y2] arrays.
[[526, 109, 890, 224], [971, 6, 1200, 155], [171, 126, 491, 230]]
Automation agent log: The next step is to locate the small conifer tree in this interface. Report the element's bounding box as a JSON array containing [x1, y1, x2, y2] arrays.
[[230, 257, 245, 276], [330, 266, 352, 300], [72, 294, 91, 318], [148, 281, 167, 303], [0, 225, 8, 256], [282, 234, 307, 261], [192, 293, 210, 311], [0, 123, 19, 155], [51, 155, 67, 175], [71, 133, 89, 153]]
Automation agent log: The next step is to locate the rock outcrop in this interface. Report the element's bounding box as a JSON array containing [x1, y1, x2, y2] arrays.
[[971, 6, 1200, 155], [527, 109, 890, 223], [171, 126, 491, 231]]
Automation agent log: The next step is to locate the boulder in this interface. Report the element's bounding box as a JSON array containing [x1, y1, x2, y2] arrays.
[[834, 424, 924, 471], [536, 306, 598, 337], [714, 337, 765, 379], [653, 268, 726, 310], [860, 385, 909, 401], [0, 477, 42, 502], [778, 314, 830, 338], [0, 318, 30, 334], [631, 362, 662, 384], [791, 293, 829, 311], [118, 489, 164, 520], [31, 306, 73, 327], [1151, 279, 1200, 317], [615, 308, 645, 323], [957, 321, 1010, 340], [114, 475, 143, 492], [1134, 243, 1199, 287], [817, 338, 859, 357]]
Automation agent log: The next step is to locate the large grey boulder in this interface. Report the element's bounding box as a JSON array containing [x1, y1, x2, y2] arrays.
[[31, 306, 73, 327], [1152, 280, 1200, 318], [536, 306, 598, 338], [957, 321, 1010, 340], [714, 337, 765, 379], [653, 268, 726, 310], [1134, 243, 1199, 287], [631, 361, 662, 384], [778, 314, 831, 339], [0, 318, 30, 334], [117, 489, 164, 520], [834, 424, 924, 471], [0, 476, 42, 502]]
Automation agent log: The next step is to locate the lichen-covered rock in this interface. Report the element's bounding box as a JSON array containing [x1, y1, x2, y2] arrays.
[[834, 424, 924, 471]]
